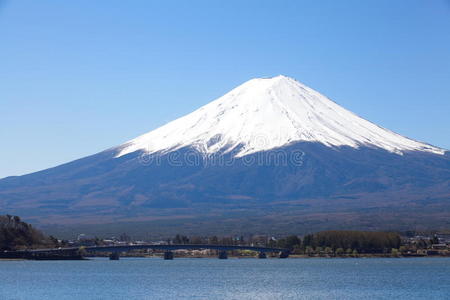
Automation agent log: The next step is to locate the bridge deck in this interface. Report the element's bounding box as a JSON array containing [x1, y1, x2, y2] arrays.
[[13, 244, 288, 254]]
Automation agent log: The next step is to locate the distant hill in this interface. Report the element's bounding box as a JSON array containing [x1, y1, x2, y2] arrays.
[[0, 215, 57, 250]]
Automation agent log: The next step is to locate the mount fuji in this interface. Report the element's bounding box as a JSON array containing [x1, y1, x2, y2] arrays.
[[118, 75, 444, 157], [1, 76, 449, 235]]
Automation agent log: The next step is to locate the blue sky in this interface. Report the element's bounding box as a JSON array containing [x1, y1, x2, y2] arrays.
[[1, 0, 449, 178]]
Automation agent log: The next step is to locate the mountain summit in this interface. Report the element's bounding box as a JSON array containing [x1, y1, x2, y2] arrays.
[[118, 75, 444, 158], [0, 76, 449, 235]]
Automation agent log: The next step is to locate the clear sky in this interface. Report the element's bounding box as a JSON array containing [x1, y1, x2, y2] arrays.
[[1, 0, 449, 178]]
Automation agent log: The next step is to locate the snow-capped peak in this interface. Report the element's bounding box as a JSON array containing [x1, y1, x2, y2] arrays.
[[116, 75, 445, 158]]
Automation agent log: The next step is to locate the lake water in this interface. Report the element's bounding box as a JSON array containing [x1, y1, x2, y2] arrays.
[[1, 257, 450, 299]]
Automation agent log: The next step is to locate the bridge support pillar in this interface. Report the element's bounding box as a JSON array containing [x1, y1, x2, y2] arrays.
[[279, 251, 289, 258], [218, 251, 228, 259], [258, 252, 267, 259], [109, 252, 120, 260], [164, 251, 174, 260]]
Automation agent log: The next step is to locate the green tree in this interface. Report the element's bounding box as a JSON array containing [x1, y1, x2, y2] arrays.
[[430, 236, 439, 244], [399, 246, 407, 254], [335, 248, 344, 256], [277, 235, 301, 250], [209, 236, 219, 244], [303, 234, 314, 248], [391, 248, 399, 257]]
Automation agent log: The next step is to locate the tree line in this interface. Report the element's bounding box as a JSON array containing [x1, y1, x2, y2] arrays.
[[0, 215, 58, 251], [170, 230, 402, 254], [301, 230, 401, 253], [270, 230, 401, 254], [2, 214, 434, 257]]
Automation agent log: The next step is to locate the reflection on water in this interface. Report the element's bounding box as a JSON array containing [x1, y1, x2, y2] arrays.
[[1, 257, 450, 299]]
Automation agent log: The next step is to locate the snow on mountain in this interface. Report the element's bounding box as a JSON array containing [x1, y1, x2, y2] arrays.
[[116, 75, 445, 158]]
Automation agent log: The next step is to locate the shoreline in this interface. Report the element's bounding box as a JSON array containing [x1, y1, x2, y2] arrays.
[[2, 255, 449, 261]]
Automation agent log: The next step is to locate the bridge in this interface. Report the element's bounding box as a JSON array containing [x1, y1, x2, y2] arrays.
[[5, 244, 290, 260]]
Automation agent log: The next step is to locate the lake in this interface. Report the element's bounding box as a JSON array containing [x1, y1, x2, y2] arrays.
[[1, 257, 449, 299]]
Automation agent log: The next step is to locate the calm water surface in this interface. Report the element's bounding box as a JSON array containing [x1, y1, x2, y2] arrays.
[[1, 257, 450, 299]]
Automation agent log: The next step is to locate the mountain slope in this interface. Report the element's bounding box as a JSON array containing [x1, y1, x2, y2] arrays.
[[0, 76, 449, 235]]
